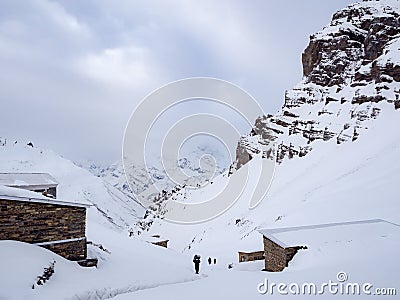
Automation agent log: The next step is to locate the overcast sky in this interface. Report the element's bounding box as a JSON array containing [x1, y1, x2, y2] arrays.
[[0, 0, 355, 165]]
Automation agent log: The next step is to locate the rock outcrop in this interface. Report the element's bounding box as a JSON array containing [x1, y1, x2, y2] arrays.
[[237, 0, 400, 166]]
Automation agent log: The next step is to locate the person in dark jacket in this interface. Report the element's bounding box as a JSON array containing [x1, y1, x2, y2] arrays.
[[208, 257, 212, 265], [193, 255, 201, 274]]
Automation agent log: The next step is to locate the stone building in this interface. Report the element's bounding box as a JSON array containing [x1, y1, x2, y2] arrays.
[[0, 184, 92, 263], [146, 235, 169, 248], [238, 250, 265, 263], [0, 173, 58, 198], [258, 229, 305, 272], [258, 219, 396, 272]]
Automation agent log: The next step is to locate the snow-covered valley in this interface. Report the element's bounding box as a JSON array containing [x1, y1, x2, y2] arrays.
[[1, 0, 400, 299], [1, 99, 399, 299]]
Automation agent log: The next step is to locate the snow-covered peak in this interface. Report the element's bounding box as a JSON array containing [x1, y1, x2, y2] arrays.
[[85, 141, 230, 208], [315, 0, 400, 41], [237, 0, 400, 166]]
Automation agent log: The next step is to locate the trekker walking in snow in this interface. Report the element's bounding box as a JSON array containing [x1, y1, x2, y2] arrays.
[[193, 255, 201, 274], [208, 257, 212, 265]]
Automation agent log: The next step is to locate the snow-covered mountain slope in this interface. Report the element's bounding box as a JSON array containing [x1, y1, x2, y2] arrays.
[[83, 160, 136, 197], [129, 1, 400, 295], [134, 86, 400, 300], [135, 0, 400, 229], [145, 101, 400, 245], [0, 141, 145, 229], [237, 0, 400, 166], [2, 105, 399, 300]]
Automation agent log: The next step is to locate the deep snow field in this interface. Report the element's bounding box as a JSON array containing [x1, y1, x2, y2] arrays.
[[1, 102, 399, 299]]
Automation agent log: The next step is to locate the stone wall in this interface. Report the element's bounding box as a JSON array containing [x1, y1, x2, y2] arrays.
[[238, 251, 265, 262], [152, 240, 168, 248], [41, 238, 87, 261], [0, 198, 87, 260], [263, 236, 288, 272], [285, 247, 299, 265], [263, 236, 303, 272]]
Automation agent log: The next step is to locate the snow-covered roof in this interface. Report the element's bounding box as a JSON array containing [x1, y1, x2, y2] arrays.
[[0, 173, 58, 188], [0, 185, 90, 208], [259, 219, 399, 248]]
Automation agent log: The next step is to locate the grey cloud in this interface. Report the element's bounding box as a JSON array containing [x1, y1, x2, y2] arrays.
[[0, 0, 355, 164]]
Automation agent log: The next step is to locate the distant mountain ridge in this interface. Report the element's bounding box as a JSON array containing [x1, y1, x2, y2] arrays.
[[84, 143, 230, 204]]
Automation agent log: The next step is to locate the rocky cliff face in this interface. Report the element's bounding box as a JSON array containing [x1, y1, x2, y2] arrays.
[[237, 0, 400, 166]]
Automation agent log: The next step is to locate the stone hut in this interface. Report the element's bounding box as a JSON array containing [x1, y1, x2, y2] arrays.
[[0, 173, 58, 198], [0, 184, 92, 263], [238, 250, 265, 263], [258, 228, 305, 272], [146, 235, 169, 248], [258, 219, 395, 272]]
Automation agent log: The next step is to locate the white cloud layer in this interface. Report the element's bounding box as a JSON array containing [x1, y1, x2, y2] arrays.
[[0, 0, 355, 164]]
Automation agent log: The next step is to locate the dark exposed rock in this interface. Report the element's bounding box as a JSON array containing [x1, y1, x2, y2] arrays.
[[236, 139, 253, 169], [395, 100, 400, 110], [352, 94, 386, 104], [303, 2, 400, 87], [283, 110, 299, 118], [236, 1, 400, 167]]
